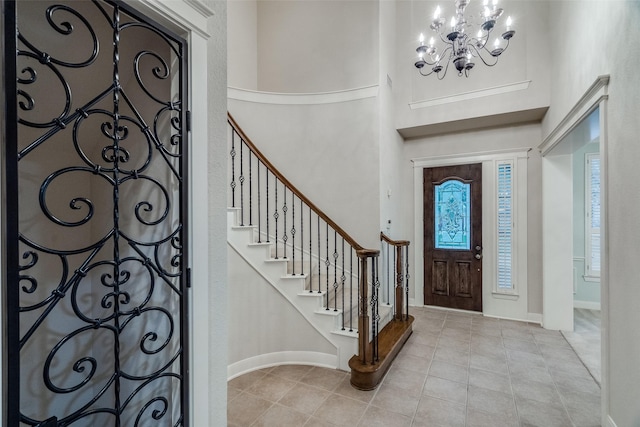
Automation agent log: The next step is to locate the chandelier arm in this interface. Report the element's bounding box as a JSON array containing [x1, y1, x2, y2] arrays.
[[418, 67, 436, 77], [437, 31, 452, 45], [436, 56, 452, 80], [502, 37, 511, 52], [469, 44, 499, 67]]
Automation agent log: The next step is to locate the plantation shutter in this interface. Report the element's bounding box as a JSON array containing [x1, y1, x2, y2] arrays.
[[497, 161, 513, 290], [586, 154, 601, 276]]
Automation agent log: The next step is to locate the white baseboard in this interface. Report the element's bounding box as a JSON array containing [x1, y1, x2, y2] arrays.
[[527, 312, 543, 325], [227, 351, 337, 381], [483, 313, 542, 323], [408, 303, 541, 325], [606, 415, 618, 427], [574, 300, 601, 311]]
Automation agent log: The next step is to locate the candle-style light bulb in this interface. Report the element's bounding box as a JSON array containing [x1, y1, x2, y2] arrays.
[[419, 33, 425, 45], [493, 0, 498, 6], [429, 37, 435, 46], [506, 16, 512, 31], [435, 54, 440, 63], [434, 5, 441, 19], [494, 38, 500, 48], [477, 29, 483, 38], [450, 16, 456, 30]]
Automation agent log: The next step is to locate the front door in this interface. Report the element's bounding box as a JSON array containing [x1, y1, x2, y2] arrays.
[[423, 164, 482, 311]]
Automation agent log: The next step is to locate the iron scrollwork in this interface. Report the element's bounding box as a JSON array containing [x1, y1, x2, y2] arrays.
[[12, 1, 189, 425]]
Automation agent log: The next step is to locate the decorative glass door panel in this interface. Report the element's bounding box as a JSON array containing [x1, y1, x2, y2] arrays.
[[4, 1, 190, 425], [434, 180, 470, 250]]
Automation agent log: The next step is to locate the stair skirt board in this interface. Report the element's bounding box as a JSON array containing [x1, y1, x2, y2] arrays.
[[228, 351, 338, 380], [228, 241, 343, 346]]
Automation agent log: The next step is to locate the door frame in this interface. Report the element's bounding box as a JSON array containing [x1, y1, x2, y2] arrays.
[[412, 148, 530, 320], [537, 75, 609, 427], [0, 0, 219, 425]]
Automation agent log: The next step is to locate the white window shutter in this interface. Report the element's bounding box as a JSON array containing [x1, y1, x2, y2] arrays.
[[497, 161, 513, 290]]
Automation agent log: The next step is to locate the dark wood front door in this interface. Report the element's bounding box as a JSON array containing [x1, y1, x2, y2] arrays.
[[424, 164, 482, 311]]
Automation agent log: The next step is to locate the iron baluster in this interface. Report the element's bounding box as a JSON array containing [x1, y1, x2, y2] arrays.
[[341, 238, 345, 329], [300, 198, 304, 276], [357, 255, 360, 334], [349, 249, 353, 332], [257, 161, 261, 243], [317, 216, 321, 294], [248, 148, 252, 226], [393, 246, 397, 309], [325, 222, 330, 310], [291, 192, 296, 275], [386, 240, 390, 304], [239, 141, 244, 226], [282, 187, 287, 259], [371, 257, 380, 362], [266, 171, 270, 242], [308, 208, 313, 292], [333, 231, 338, 311], [405, 245, 410, 321], [274, 179, 279, 258], [230, 131, 236, 207]]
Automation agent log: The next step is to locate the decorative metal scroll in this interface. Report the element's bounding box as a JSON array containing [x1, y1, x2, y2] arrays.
[[9, 0, 189, 425]]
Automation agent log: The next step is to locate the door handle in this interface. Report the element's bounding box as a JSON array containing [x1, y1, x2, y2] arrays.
[[474, 245, 482, 260]]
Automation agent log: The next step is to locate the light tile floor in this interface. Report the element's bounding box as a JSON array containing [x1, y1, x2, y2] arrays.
[[227, 307, 601, 426], [562, 308, 601, 385]]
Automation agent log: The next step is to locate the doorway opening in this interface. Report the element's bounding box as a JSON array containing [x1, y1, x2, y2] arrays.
[[547, 107, 602, 384]]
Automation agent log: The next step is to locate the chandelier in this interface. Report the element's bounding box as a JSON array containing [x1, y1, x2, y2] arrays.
[[414, 0, 515, 78]]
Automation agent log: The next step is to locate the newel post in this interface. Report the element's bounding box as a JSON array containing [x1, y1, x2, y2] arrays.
[[395, 245, 404, 321], [357, 248, 379, 365]]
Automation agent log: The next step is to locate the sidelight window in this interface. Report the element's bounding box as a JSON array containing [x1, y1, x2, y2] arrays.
[[585, 153, 601, 278], [497, 161, 514, 291]]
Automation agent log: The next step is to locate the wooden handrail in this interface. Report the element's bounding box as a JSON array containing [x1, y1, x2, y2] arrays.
[[228, 112, 376, 255], [380, 232, 410, 247]]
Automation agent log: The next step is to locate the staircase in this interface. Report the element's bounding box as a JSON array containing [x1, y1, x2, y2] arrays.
[[227, 113, 412, 389], [228, 207, 394, 370]]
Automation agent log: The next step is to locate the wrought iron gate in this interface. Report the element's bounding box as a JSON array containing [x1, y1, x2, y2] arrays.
[[3, 0, 190, 425]]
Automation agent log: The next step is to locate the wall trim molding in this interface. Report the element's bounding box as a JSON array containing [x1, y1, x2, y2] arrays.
[[228, 85, 379, 105], [134, 0, 213, 38], [539, 75, 610, 156], [409, 80, 531, 110], [227, 351, 337, 381], [412, 148, 530, 168], [606, 416, 618, 427]]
